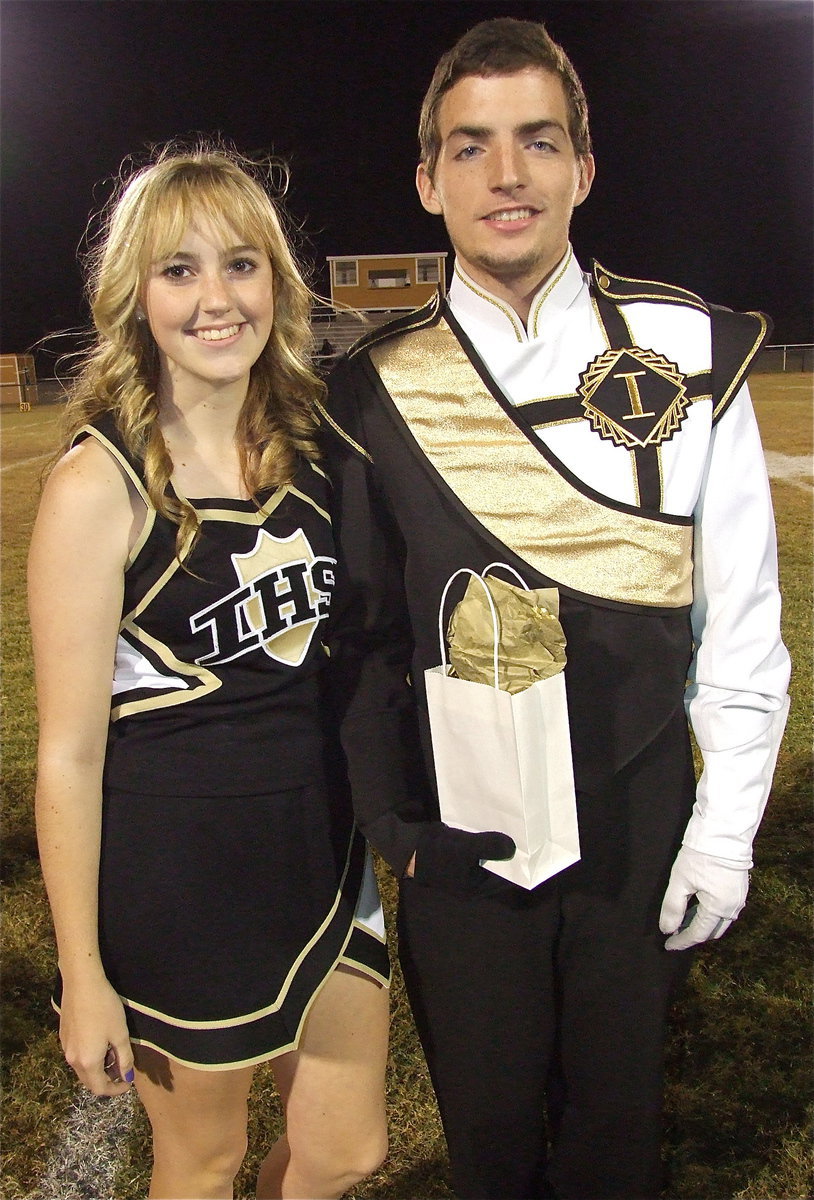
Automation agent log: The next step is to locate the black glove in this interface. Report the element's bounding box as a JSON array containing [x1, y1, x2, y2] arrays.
[[413, 823, 516, 895]]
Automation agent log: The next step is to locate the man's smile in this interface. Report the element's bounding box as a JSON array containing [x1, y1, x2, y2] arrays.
[[482, 206, 540, 223]]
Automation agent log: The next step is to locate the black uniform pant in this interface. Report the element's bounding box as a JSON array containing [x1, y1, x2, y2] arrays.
[[398, 713, 697, 1200]]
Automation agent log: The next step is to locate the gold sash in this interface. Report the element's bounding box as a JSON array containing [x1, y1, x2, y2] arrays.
[[369, 319, 694, 608]]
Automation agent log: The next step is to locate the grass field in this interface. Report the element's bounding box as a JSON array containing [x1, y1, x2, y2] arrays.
[[2, 376, 812, 1199]]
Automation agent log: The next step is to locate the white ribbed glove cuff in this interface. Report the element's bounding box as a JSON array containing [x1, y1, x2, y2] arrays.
[[659, 845, 749, 951]]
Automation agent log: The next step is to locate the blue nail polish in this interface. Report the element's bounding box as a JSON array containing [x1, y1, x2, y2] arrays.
[[125, 1068, 135, 1083]]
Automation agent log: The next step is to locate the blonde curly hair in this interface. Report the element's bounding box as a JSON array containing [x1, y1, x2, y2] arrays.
[[60, 143, 325, 556]]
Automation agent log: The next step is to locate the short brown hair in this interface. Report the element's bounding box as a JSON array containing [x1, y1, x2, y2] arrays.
[[418, 18, 592, 177]]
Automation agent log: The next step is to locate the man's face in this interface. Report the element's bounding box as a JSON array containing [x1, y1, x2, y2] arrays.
[[417, 68, 594, 300]]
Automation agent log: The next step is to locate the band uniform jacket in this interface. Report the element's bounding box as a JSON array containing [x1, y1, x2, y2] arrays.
[[322, 252, 791, 878]]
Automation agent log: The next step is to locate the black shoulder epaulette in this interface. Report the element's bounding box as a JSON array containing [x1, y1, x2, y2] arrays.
[[346, 290, 443, 359], [591, 260, 709, 314], [591, 262, 771, 420], [708, 304, 772, 420]]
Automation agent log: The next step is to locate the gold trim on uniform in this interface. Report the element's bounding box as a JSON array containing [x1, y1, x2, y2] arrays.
[[348, 916, 388, 946], [286, 484, 330, 524], [110, 478, 333, 719], [369, 321, 694, 608], [593, 261, 709, 313], [454, 247, 574, 342], [712, 311, 768, 419], [530, 415, 584, 430], [73, 425, 156, 568], [124, 922, 390, 1073], [515, 389, 577, 409], [50, 842, 389, 1072], [578, 347, 691, 449], [629, 449, 641, 508], [627, 446, 666, 510], [338, 955, 391, 990], [125, 1036, 296, 1073], [514, 367, 712, 432], [111, 622, 222, 720], [116, 835, 357, 1029], [590, 293, 613, 348], [74, 424, 150, 505], [454, 265, 525, 342], [347, 291, 442, 360], [529, 248, 574, 338], [187, 481, 331, 531], [126, 508, 156, 568], [316, 398, 374, 464]]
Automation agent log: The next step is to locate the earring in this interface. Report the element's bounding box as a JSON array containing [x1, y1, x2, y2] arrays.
[[135, 307, 147, 322]]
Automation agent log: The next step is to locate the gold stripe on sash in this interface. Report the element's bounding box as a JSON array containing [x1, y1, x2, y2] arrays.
[[370, 320, 693, 608]]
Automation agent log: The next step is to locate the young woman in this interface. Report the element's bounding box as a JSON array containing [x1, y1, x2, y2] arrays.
[[28, 146, 390, 1200]]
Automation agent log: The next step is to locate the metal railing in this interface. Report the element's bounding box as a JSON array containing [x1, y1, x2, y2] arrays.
[[757, 344, 814, 372]]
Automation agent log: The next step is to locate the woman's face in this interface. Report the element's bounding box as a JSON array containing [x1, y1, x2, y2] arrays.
[[143, 217, 274, 399]]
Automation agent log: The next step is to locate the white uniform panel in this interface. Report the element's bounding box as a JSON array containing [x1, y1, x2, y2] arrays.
[[448, 251, 790, 865]]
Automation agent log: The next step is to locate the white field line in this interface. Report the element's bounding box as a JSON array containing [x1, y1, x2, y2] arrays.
[[763, 451, 813, 493], [0, 452, 51, 473], [30, 1088, 137, 1199]]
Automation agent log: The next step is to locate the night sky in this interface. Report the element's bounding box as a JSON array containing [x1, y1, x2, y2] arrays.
[[2, 0, 812, 368]]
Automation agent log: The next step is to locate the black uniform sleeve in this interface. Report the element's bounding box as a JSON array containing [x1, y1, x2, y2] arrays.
[[321, 358, 435, 876]]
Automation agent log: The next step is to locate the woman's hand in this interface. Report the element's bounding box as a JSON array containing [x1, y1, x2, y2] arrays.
[[59, 975, 135, 1096]]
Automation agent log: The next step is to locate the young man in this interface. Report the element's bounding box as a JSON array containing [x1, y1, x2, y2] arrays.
[[323, 18, 790, 1200]]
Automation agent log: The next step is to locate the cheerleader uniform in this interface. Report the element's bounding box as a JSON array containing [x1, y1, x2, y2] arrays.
[[53, 412, 389, 1071]]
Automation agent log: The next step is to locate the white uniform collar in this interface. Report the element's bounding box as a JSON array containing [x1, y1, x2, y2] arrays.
[[447, 246, 585, 344]]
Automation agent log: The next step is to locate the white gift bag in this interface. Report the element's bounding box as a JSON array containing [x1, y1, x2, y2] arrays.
[[425, 566, 580, 890]]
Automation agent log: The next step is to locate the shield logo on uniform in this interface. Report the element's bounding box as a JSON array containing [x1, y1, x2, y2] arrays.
[[578, 347, 690, 449], [231, 528, 330, 667]]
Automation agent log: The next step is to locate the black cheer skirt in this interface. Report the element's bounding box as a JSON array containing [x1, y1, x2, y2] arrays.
[[53, 782, 389, 1070]]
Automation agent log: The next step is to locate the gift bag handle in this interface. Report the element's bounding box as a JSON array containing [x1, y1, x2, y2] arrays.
[[482, 562, 530, 590], [438, 563, 530, 690]]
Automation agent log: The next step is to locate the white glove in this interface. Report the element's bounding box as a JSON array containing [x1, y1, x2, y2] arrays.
[[659, 845, 749, 951]]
